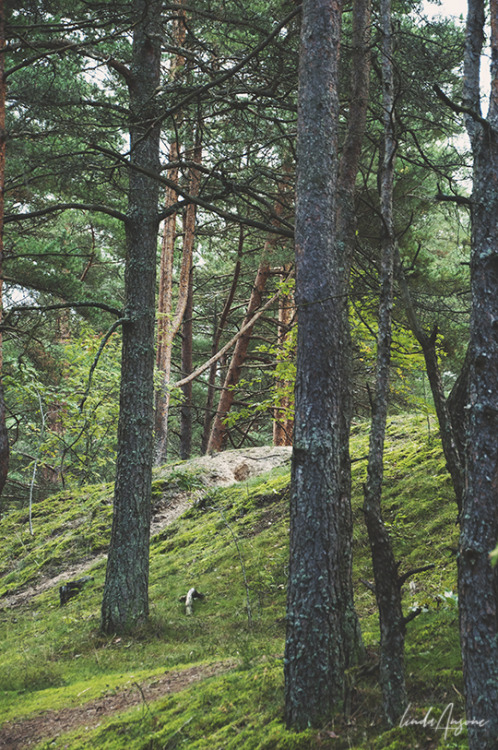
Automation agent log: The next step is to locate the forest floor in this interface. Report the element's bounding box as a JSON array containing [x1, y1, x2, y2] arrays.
[[0, 661, 234, 749], [0, 446, 291, 749], [0, 418, 464, 749], [2, 446, 292, 611]]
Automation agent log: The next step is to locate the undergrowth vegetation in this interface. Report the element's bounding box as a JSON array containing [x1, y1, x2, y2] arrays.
[[0, 415, 467, 748]]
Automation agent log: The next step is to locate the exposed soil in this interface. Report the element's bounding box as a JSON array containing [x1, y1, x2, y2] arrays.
[[0, 446, 291, 748], [0, 660, 234, 749], [1, 446, 291, 611]]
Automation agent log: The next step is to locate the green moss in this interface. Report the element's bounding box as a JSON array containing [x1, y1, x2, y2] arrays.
[[0, 414, 468, 749]]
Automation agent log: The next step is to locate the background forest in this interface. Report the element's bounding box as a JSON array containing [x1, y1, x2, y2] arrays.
[[1, 0, 467, 503], [2, 0, 497, 747]]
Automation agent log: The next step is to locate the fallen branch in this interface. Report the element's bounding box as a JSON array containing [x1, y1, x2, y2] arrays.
[[179, 587, 205, 615]]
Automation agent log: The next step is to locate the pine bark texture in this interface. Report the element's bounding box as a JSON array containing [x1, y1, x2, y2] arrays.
[[0, 0, 9, 501], [284, 0, 347, 729], [101, 0, 162, 634], [458, 0, 498, 743]]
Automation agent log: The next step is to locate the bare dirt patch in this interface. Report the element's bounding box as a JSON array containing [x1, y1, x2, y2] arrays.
[[157, 445, 292, 489], [0, 660, 233, 749], [1, 446, 291, 611]]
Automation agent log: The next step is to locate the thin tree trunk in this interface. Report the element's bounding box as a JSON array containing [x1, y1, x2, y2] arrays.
[[284, 0, 346, 729], [155, 139, 179, 383], [201, 231, 242, 453], [396, 257, 464, 512], [155, 135, 202, 463], [207, 262, 270, 453], [179, 265, 193, 459], [154, 5, 188, 462], [335, 0, 372, 672], [0, 0, 9, 502], [362, 0, 408, 724], [458, 0, 498, 744], [100, 0, 162, 634], [272, 265, 294, 446]]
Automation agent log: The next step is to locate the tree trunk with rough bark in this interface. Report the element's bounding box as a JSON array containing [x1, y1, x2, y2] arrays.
[[100, 0, 162, 634], [284, 0, 347, 730], [458, 0, 498, 744], [0, 0, 9, 502]]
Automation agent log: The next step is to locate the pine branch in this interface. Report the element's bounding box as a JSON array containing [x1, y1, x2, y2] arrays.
[[4, 203, 127, 225]]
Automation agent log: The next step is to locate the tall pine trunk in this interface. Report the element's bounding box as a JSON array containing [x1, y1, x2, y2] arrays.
[[155, 136, 201, 463], [154, 5, 188, 463], [101, 0, 162, 634], [284, 0, 347, 729], [201, 235, 242, 454], [0, 0, 9, 502], [458, 0, 498, 743]]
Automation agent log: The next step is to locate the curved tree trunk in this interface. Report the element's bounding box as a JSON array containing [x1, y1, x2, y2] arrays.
[[396, 258, 465, 513], [100, 0, 162, 634]]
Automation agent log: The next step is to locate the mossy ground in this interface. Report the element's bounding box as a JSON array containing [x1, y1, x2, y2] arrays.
[[0, 414, 467, 748]]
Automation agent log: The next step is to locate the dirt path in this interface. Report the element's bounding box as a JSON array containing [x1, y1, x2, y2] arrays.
[[0, 660, 233, 749]]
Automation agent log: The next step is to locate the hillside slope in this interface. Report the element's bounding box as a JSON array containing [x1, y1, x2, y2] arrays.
[[0, 415, 465, 749]]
